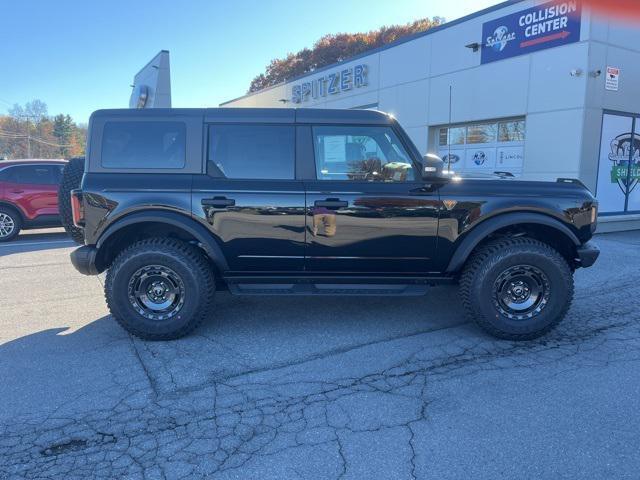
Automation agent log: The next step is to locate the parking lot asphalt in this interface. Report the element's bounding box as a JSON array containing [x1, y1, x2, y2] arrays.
[[1, 228, 639, 479]]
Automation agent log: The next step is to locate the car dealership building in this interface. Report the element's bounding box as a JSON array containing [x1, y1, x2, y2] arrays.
[[222, 0, 640, 229]]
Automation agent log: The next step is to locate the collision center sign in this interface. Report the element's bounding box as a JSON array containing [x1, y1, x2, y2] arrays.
[[481, 0, 581, 64]]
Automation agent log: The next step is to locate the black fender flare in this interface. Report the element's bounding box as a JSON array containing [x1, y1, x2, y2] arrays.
[[96, 210, 229, 272], [446, 212, 581, 273]]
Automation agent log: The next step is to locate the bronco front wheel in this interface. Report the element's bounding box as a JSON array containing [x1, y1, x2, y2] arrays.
[[105, 238, 215, 340], [460, 237, 574, 340]]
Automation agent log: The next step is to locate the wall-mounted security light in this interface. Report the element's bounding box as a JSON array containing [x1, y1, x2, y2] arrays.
[[465, 42, 481, 52], [570, 68, 583, 77], [590, 69, 602, 78], [278, 98, 289, 104]]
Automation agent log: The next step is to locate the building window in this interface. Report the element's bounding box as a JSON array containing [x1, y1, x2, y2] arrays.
[[498, 120, 526, 142], [435, 118, 526, 175]]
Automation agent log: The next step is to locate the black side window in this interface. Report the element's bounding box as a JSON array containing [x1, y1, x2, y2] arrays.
[[101, 121, 186, 169], [6, 165, 58, 185], [208, 125, 295, 180]]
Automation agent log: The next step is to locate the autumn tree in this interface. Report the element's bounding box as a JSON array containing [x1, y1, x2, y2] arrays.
[[249, 16, 444, 92], [0, 100, 87, 160]]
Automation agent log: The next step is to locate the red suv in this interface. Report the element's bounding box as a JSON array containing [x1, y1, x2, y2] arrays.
[[0, 159, 67, 242]]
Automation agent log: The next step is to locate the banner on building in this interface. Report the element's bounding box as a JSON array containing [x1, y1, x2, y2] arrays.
[[481, 0, 582, 64], [596, 113, 640, 213]]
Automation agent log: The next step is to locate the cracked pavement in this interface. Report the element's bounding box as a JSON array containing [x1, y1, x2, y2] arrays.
[[1, 229, 639, 479]]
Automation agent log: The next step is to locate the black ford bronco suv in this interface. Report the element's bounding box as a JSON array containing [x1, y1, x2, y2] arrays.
[[64, 108, 599, 341]]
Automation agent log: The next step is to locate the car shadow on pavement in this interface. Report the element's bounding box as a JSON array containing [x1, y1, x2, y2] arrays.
[[0, 286, 470, 419]]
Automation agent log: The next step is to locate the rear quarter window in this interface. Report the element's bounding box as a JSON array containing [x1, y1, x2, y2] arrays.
[[101, 121, 186, 169]]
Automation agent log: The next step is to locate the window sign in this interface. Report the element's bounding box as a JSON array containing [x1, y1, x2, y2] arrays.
[[465, 148, 497, 170], [496, 146, 525, 170], [439, 149, 465, 169], [323, 136, 347, 164], [595, 113, 639, 213], [437, 118, 525, 175]]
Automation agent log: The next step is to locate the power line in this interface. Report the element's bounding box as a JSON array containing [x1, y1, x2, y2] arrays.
[[29, 136, 73, 148], [0, 129, 73, 147]]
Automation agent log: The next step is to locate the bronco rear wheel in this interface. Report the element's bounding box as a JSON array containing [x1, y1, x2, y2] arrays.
[[460, 237, 574, 340], [105, 238, 215, 340]]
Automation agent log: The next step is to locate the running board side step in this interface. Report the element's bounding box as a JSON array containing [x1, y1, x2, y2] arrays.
[[223, 275, 455, 296], [228, 283, 429, 296]]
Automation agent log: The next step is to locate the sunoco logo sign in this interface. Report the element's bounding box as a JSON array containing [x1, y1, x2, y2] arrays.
[[481, 0, 581, 64]]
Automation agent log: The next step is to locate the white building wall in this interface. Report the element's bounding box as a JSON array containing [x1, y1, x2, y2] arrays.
[[223, 1, 640, 194]]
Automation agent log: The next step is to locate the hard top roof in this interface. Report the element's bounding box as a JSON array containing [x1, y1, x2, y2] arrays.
[[90, 108, 394, 125]]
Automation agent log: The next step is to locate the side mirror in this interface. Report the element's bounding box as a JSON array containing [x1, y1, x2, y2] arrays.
[[422, 153, 444, 180]]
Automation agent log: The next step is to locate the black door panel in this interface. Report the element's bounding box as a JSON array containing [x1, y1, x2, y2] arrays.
[[192, 177, 306, 272], [304, 181, 440, 273]]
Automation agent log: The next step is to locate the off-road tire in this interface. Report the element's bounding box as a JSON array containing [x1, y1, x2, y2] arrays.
[[460, 236, 574, 341], [58, 157, 85, 244], [105, 238, 215, 340], [0, 206, 22, 242]]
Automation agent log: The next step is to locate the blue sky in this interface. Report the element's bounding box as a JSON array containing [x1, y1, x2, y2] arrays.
[[0, 0, 502, 124]]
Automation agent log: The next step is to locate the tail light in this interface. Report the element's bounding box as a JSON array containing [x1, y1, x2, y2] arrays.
[[71, 190, 84, 227]]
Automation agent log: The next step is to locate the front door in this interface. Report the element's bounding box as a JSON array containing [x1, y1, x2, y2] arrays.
[[304, 125, 440, 274], [192, 123, 306, 272]]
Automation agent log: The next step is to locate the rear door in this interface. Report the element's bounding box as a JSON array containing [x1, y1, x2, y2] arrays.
[[3, 164, 60, 219], [192, 111, 306, 272], [303, 124, 441, 274]]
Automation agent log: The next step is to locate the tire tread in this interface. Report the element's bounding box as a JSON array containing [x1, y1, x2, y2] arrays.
[[460, 236, 574, 341], [58, 157, 85, 244], [105, 237, 215, 340]]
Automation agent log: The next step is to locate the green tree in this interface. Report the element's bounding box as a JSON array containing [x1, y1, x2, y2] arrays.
[[53, 114, 74, 157]]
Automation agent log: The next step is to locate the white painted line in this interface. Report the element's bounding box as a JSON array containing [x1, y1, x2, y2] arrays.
[[0, 240, 75, 248]]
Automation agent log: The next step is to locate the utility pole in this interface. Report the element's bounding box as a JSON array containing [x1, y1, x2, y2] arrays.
[[25, 118, 31, 158]]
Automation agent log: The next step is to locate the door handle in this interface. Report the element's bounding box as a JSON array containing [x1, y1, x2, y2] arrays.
[[314, 199, 348, 208], [202, 197, 235, 208]]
